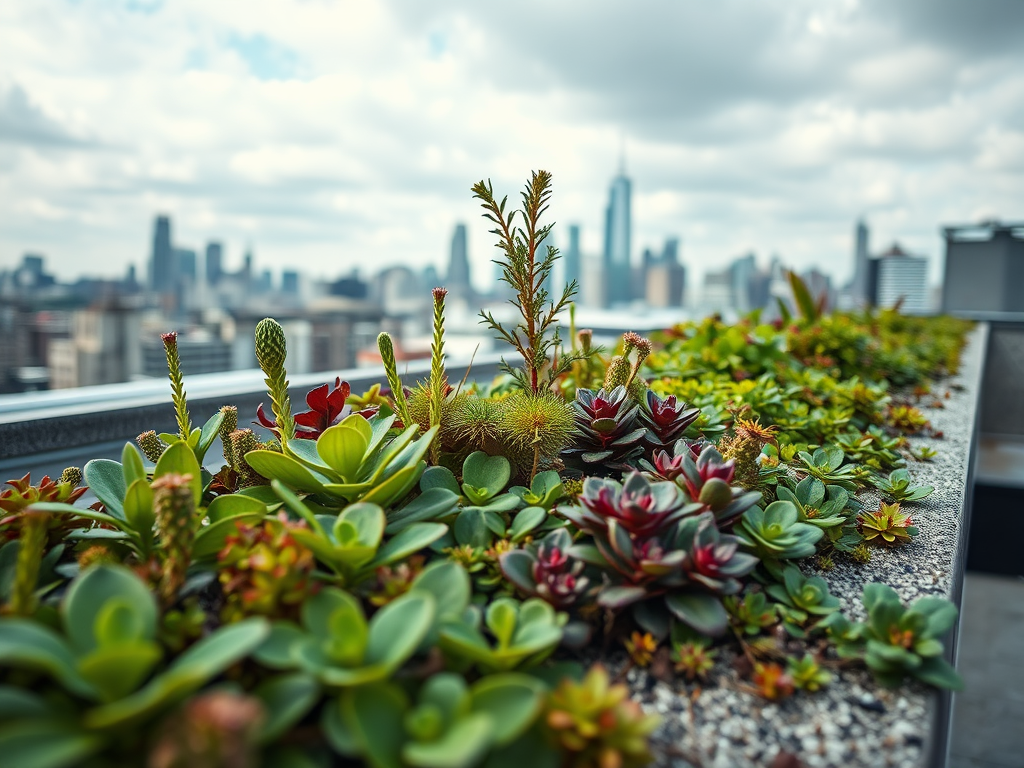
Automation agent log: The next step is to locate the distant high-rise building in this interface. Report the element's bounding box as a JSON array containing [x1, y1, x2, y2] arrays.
[[176, 248, 197, 282], [602, 168, 632, 306], [282, 270, 300, 294], [941, 221, 1024, 314], [851, 219, 870, 305], [643, 238, 686, 308], [205, 242, 223, 287], [870, 244, 929, 313], [730, 253, 758, 313], [564, 225, 582, 291], [447, 223, 471, 296], [150, 215, 175, 293]]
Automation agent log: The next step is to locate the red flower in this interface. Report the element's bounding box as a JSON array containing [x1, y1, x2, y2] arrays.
[[257, 378, 367, 439]]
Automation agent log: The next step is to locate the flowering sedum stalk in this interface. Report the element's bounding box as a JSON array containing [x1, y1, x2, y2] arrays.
[[254, 318, 294, 446], [377, 331, 414, 429], [152, 472, 196, 606], [162, 332, 193, 442]]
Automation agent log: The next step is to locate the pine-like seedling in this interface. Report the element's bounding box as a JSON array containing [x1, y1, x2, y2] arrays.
[[473, 171, 584, 394]]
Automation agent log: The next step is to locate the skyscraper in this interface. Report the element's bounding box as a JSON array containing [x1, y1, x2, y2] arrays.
[[150, 215, 175, 293], [851, 219, 870, 305], [872, 244, 929, 313], [205, 242, 223, 287], [564, 225, 582, 291], [447, 223, 471, 296], [603, 169, 632, 306]]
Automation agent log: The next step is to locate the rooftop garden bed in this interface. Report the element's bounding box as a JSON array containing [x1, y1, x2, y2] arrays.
[[0, 172, 978, 768]]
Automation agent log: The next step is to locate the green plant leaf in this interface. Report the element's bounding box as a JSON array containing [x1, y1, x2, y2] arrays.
[[366, 592, 435, 668], [0, 619, 95, 698], [154, 441, 203, 507], [469, 674, 544, 745], [76, 641, 162, 702], [192, 512, 266, 562], [122, 479, 154, 554], [195, 410, 226, 464], [412, 561, 471, 621], [338, 684, 407, 768], [665, 592, 728, 636], [63, 565, 158, 656], [84, 618, 270, 730], [371, 523, 448, 570], [420, 466, 462, 496], [83, 459, 127, 520], [0, 686, 53, 719], [121, 443, 146, 487], [0, 721, 104, 768], [404, 712, 494, 768], [462, 452, 511, 503], [253, 621, 305, 669], [318, 424, 370, 481], [386, 488, 459, 533], [206, 493, 268, 523], [245, 451, 329, 494], [914, 657, 964, 690], [254, 673, 322, 745], [509, 507, 547, 542]]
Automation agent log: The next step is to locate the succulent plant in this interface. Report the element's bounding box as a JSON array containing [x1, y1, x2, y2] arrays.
[[719, 418, 778, 488], [675, 444, 762, 526], [0, 564, 269, 762], [571, 471, 694, 539], [734, 501, 823, 563], [752, 662, 794, 700], [624, 631, 658, 667], [510, 469, 566, 511], [0, 471, 88, 545], [830, 583, 963, 690], [543, 665, 660, 768], [887, 404, 929, 433], [246, 411, 439, 510], [765, 565, 840, 637], [634, 391, 700, 450], [500, 528, 591, 610], [787, 653, 831, 692], [872, 468, 933, 503], [858, 501, 918, 546], [148, 690, 266, 768], [217, 513, 320, 622], [795, 443, 859, 491], [672, 640, 717, 681], [324, 671, 546, 768], [562, 386, 646, 472], [438, 596, 567, 673], [724, 591, 777, 636], [254, 586, 434, 686], [151, 472, 196, 607], [255, 317, 295, 446], [271, 485, 446, 587]]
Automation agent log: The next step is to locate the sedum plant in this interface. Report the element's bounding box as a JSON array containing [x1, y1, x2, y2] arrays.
[[858, 501, 918, 546], [254, 587, 434, 686], [765, 565, 841, 637], [734, 500, 823, 564], [873, 468, 934, 503], [563, 386, 646, 472], [500, 528, 591, 610]]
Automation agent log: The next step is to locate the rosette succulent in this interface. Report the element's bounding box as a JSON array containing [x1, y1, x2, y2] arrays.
[[676, 445, 762, 526], [572, 472, 696, 538], [734, 500, 823, 563], [562, 386, 646, 472], [500, 528, 591, 609], [765, 565, 841, 637], [639, 390, 700, 453]]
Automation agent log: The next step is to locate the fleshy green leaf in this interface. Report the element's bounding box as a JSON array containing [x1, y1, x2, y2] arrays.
[[154, 441, 203, 508]]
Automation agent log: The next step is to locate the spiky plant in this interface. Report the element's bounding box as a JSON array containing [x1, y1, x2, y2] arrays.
[[162, 332, 193, 442], [137, 429, 168, 463], [428, 287, 448, 463], [152, 473, 196, 606], [474, 171, 583, 394], [377, 331, 414, 429], [9, 509, 48, 616], [254, 318, 294, 446], [218, 406, 238, 467], [719, 418, 777, 488], [497, 390, 576, 480], [603, 331, 651, 401]]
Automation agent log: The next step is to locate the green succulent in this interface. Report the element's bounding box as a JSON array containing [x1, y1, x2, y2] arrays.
[[829, 583, 963, 690], [254, 587, 434, 686], [765, 565, 840, 637], [0, 564, 268, 766], [787, 653, 832, 692], [245, 413, 439, 510], [872, 468, 934, 503], [794, 443, 859, 491], [509, 470, 566, 511], [723, 591, 777, 636], [734, 500, 823, 562], [439, 596, 567, 673], [323, 671, 546, 768], [272, 483, 446, 587]]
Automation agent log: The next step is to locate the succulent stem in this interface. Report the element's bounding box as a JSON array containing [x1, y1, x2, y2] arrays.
[[162, 332, 193, 441], [377, 332, 414, 430], [10, 510, 48, 616], [428, 288, 448, 463], [152, 473, 196, 606], [254, 318, 295, 447], [218, 406, 238, 468]]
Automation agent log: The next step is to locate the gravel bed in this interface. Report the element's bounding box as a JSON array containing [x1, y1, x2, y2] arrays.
[[635, 325, 986, 768]]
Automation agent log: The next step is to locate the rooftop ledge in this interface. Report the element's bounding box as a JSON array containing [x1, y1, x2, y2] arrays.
[[0, 324, 991, 768]]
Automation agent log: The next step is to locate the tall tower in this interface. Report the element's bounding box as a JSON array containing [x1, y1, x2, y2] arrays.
[[851, 219, 870, 305], [603, 165, 632, 306], [447, 223, 472, 297], [150, 215, 175, 293], [205, 242, 223, 287], [564, 224, 582, 291]]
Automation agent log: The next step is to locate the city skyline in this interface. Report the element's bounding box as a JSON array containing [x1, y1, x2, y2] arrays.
[[3, 1, 1023, 288]]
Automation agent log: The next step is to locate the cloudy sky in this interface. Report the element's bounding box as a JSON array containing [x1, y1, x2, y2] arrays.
[[2, 0, 1022, 291]]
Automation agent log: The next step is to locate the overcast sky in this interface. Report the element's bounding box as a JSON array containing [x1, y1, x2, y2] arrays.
[[2, 0, 1022, 290]]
